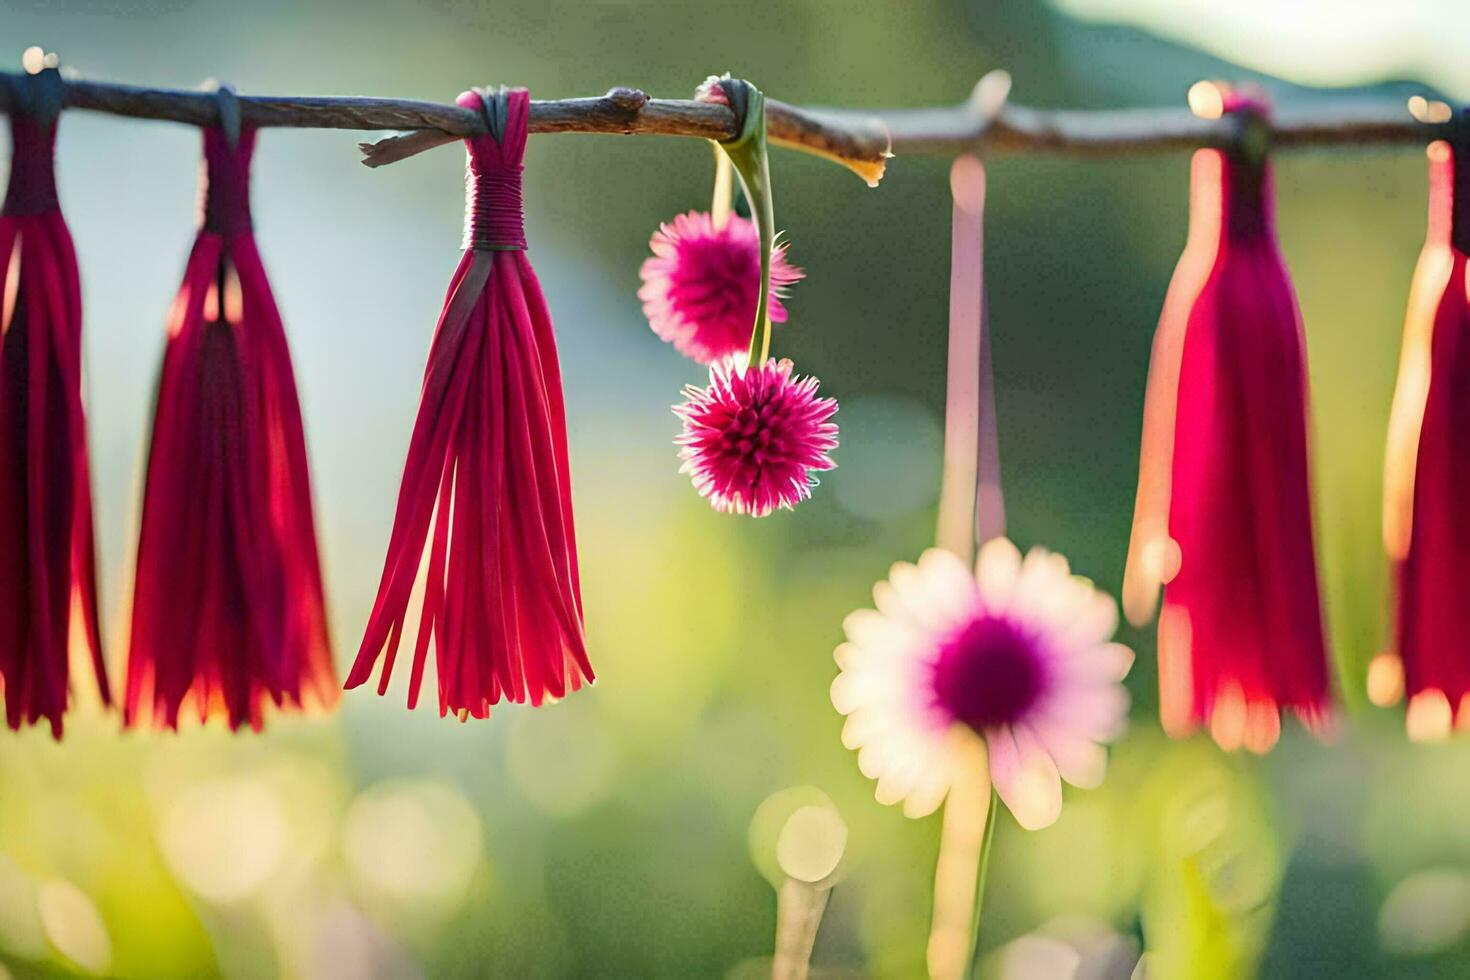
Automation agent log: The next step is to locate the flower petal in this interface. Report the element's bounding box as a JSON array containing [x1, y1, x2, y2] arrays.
[[902, 770, 952, 819], [987, 725, 1063, 831], [1026, 720, 1108, 789], [1040, 684, 1131, 743], [975, 537, 1022, 608], [916, 548, 980, 623]]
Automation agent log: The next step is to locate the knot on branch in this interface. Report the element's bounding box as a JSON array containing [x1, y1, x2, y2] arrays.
[[605, 87, 649, 113]]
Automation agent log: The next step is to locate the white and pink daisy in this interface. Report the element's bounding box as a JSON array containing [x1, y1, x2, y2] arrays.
[[831, 539, 1132, 830], [674, 357, 838, 517], [638, 211, 804, 365]]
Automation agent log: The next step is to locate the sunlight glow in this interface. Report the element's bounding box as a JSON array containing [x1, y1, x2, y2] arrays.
[[1408, 96, 1453, 125], [1123, 149, 1222, 629], [1406, 690, 1453, 742], [1052, 0, 1470, 99], [1, 242, 19, 337], [1186, 81, 1224, 121], [1157, 604, 1194, 738], [1366, 653, 1406, 708], [1209, 683, 1248, 752], [1384, 144, 1455, 561], [1242, 702, 1280, 755]]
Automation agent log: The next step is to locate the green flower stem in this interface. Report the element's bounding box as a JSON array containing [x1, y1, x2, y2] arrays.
[[967, 787, 1000, 969], [713, 78, 776, 369]]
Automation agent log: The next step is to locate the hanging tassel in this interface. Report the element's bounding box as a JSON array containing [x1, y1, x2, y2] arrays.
[[1375, 115, 1470, 739], [0, 69, 109, 737], [1122, 83, 1330, 752], [346, 87, 592, 718], [125, 98, 337, 731]]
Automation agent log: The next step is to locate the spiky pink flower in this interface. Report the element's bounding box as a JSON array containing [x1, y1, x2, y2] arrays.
[[638, 211, 804, 364], [674, 357, 837, 517]]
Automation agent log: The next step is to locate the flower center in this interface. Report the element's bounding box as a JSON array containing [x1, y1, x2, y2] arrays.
[[929, 614, 1047, 732], [718, 394, 788, 477], [678, 236, 758, 319]]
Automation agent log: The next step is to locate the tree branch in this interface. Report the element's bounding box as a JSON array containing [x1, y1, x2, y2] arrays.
[[0, 68, 1440, 190]]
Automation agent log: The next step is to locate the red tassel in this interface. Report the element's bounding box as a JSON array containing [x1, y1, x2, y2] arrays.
[[1123, 86, 1331, 751], [0, 85, 109, 737], [345, 87, 592, 718], [124, 125, 336, 731], [1376, 134, 1470, 737]]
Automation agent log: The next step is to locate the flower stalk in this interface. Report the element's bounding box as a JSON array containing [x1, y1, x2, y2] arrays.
[[927, 730, 993, 979], [710, 141, 734, 231], [928, 153, 1006, 977], [773, 877, 830, 980], [709, 77, 777, 369], [770, 802, 847, 980]]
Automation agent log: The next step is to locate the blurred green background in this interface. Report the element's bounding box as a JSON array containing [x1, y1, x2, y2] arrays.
[[3, 0, 1469, 976]]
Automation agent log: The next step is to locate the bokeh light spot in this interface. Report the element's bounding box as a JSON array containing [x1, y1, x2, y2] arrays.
[[1187, 80, 1225, 120], [827, 394, 943, 521], [37, 879, 110, 975], [0, 857, 45, 959], [996, 934, 1081, 978], [1406, 690, 1453, 743], [507, 707, 619, 817], [749, 787, 839, 889], [343, 781, 482, 906], [1380, 868, 1470, 956], [1366, 653, 1405, 708], [159, 778, 288, 904], [776, 805, 847, 884]]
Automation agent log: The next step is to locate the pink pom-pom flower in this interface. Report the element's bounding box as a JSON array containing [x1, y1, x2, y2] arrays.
[[674, 357, 837, 516], [638, 211, 804, 364]]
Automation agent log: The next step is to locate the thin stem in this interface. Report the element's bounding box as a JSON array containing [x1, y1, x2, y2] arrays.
[[772, 877, 831, 980], [711, 80, 776, 370], [967, 788, 1000, 969], [710, 142, 734, 231], [927, 730, 991, 980]]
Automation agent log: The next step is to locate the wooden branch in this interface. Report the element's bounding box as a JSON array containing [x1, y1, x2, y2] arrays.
[[0, 67, 1442, 190]]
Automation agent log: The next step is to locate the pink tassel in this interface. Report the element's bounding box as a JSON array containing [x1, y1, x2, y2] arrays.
[[125, 123, 336, 731], [1375, 132, 1470, 737], [346, 87, 592, 718], [1123, 85, 1331, 751], [0, 78, 109, 737]]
